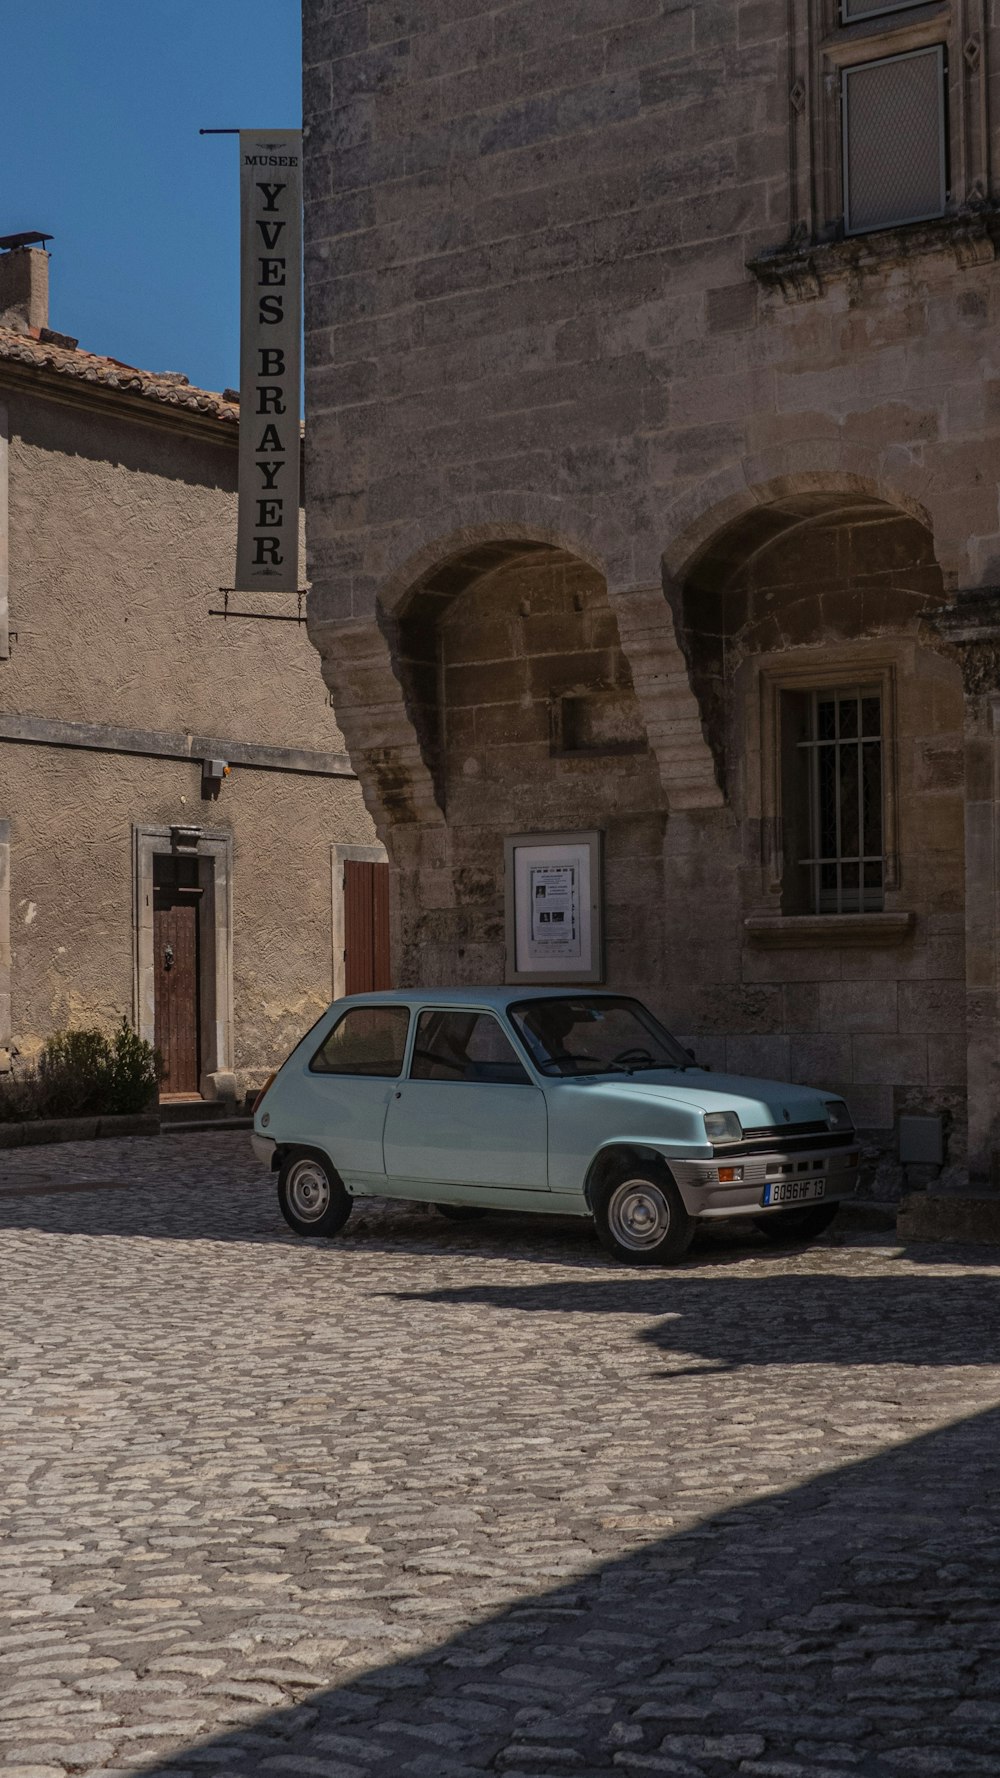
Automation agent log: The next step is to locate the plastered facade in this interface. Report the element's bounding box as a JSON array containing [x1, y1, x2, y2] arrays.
[[301, 0, 1000, 1183], [0, 362, 373, 1095]]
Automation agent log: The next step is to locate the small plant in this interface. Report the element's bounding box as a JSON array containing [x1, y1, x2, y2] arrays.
[[106, 1019, 162, 1114], [39, 1028, 113, 1117], [0, 1021, 161, 1123]]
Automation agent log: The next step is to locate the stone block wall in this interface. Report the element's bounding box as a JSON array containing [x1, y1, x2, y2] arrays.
[[302, 0, 1000, 1172]]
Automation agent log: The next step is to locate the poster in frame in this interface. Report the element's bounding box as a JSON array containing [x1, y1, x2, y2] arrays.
[[504, 830, 604, 985]]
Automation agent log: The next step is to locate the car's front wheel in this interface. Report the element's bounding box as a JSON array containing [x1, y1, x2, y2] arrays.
[[593, 1165, 693, 1266], [754, 1202, 840, 1244], [277, 1150, 352, 1238]]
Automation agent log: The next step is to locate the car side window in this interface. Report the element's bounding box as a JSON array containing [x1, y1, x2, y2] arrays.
[[310, 1005, 410, 1077], [411, 1010, 531, 1085]]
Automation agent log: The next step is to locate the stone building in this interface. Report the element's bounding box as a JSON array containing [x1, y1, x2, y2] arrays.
[[0, 241, 383, 1103], [302, 0, 1000, 1185]]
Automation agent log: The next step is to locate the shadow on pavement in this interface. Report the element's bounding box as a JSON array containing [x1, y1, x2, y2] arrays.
[[128, 1401, 1000, 1777], [390, 1269, 1000, 1369], [0, 1171, 818, 1267]]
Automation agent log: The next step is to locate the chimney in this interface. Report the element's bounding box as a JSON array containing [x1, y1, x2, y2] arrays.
[[0, 234, 51, 332]]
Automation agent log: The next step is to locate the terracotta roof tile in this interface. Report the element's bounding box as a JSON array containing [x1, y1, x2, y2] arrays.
[[0, 325, 239, 425]]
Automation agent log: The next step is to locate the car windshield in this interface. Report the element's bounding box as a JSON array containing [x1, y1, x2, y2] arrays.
[[508, 996, 693, 1077]]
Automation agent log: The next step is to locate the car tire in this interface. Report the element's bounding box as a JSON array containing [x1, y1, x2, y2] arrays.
[[277, 1149, 352, 1239], [436, 1204, 488, 1222], [754, 1202, 840, 1244], [593, 1164, 693, 1266]]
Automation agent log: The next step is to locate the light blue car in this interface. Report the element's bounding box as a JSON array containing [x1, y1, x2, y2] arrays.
[[252, 988, 860, 1265]]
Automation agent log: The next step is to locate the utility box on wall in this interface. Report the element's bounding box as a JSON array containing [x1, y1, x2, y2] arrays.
[[898, 1114, 944, 1166]]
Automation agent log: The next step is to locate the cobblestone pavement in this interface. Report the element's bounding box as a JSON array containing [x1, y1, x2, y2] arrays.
[[3, 1132, 1000, 1778]]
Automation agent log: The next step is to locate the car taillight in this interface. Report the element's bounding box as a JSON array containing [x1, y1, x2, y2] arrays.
[[253, 1071, 278, 1114]]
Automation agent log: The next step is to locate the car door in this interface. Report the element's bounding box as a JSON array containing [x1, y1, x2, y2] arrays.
[[382, 1007, 548, 1191], [297, 1002, 410, 1182]]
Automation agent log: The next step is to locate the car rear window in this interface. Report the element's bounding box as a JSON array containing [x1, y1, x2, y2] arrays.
[[310, 1005, 410, 1077]]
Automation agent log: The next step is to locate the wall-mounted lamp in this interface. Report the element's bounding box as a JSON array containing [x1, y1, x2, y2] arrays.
[[202, 758, 231, 802]]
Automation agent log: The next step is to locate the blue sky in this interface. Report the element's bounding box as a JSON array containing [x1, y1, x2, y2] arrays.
[[5, 1, 302, 395]]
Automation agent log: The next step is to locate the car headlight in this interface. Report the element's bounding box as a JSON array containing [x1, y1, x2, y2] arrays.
[[825, 1099, 853, 1133], [704, 1110, 742, 1144]]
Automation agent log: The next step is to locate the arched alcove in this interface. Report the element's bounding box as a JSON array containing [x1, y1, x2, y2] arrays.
[[382, 536, 667, 985], [677, 490, 946, 788]]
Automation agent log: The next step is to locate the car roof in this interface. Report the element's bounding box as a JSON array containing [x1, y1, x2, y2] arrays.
[[336, 987, 627, 1010]]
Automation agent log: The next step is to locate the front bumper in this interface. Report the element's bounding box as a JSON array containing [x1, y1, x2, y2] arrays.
[[252, 1133, 277, 1168], [671, 1144, 860, 1219]]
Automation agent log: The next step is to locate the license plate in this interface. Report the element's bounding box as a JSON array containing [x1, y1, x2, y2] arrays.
[[762, 1178, 826, 1207]]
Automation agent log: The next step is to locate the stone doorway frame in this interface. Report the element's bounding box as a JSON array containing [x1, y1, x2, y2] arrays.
[[133, 824, 234, 1098], [331, 841, 389, 1002]]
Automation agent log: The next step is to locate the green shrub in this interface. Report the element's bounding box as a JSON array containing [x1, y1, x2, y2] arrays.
[[0, 1021, 161, 1123], [106, 1020, 162, 1115]]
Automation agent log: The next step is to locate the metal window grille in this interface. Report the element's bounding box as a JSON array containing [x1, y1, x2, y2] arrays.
[[841, 0, 924, 20], [842, 46, 947, 235], [798, 687, 885, 915]]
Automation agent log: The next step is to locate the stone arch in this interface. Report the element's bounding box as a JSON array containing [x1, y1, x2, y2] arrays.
[[666, 479, 947, 799], [368, 529, 672, 986], [662, 461, 937, 591], [377, 516, 609, 620], [383, 532, 657, 814]]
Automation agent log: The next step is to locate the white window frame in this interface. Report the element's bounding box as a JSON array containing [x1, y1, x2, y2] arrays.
[[842, 43, 948, 236]]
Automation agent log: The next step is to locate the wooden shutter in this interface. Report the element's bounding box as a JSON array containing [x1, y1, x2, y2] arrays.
[[344, 859, 391, 994], [842, 47, 946, 236]]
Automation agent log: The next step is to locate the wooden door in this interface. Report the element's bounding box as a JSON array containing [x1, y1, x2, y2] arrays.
[[344, 859, 391, 995], [153, 855, 202, 1096]]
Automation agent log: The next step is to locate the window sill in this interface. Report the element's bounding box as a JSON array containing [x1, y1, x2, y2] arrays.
[[747, 206, 1000, 303], [745, 912, 915, 948]]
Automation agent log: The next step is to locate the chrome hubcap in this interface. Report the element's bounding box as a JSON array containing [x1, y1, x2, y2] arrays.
[[286, 1159, 331, 1223], [608, 1178, 671, 1251]]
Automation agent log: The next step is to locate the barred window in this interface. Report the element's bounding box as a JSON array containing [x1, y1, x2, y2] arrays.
[[797, 688, 885, 914], [842, 46, 947, 235]]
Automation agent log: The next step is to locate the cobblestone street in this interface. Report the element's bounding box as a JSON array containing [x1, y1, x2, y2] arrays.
[[3, 1132, 1000, 1777]]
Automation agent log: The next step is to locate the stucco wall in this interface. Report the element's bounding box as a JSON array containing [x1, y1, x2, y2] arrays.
[[0, 379, 374, 1084], [1, 745, 371, 1082], [3, 390, 343, 752]]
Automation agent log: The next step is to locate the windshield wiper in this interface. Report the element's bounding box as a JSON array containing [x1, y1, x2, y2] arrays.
[[607, 1059, 689, 1074]]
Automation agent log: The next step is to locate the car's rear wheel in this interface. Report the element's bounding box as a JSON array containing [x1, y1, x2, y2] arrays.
[[754, 1202, 840, 1244], [593, 1165, 693, 1266], [436, 1204, 488, 1222], [277, 1150, 352, 1238]]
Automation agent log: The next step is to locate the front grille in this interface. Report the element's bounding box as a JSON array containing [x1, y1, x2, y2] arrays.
[[715, 1130, 855, 1160], [742, 1121, 828, 1140]]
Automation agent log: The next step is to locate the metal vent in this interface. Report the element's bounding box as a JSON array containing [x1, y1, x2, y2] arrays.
[[843, 46, 947, 236], [841, 0, 924, 19]]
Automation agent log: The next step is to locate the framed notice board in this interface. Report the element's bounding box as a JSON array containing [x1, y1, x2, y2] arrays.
[[504, 830, 604, 985]]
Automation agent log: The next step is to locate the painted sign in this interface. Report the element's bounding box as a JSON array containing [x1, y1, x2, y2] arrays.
[[236, 129, 302, 592], [529, 863, 581, 960]]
